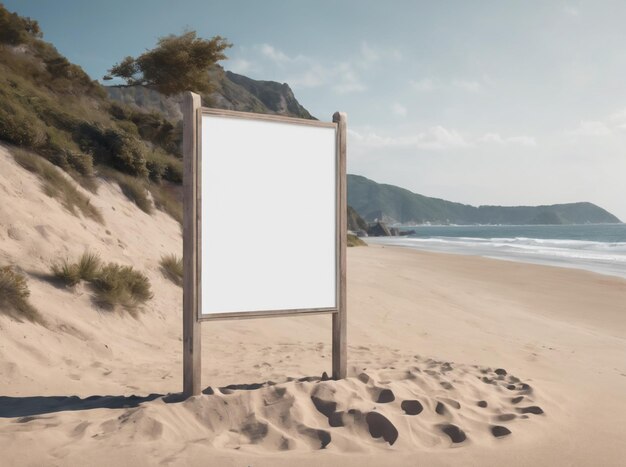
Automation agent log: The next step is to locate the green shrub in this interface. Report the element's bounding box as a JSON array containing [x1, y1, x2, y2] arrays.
[[92, 263, 153, 310], [164, 158, 183, 183], [103, 129, 149, 177], [12, 148, 104, 223], [160, 254, 183, 285], [347, 234, 367, 247], [0, 266, 42, 322], [144, 147, 182, 184], [74, 124, 149, 178], [146, 158, 166, 183], [0, 106, 45, 147], [46, 147, 94, 178]]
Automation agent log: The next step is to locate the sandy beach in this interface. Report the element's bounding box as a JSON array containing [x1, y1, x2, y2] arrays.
[[1, 150, 625, 466]]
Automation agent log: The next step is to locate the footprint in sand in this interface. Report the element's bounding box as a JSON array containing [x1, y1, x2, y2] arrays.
[[496, 413, 516, 422], [517, 406, 544, 415], [491, 425, 512, 438], [375, 388, 395, 403], [401, 400, 423, 415], [366, 412, 398, 445], [438, 424, 466, 443]]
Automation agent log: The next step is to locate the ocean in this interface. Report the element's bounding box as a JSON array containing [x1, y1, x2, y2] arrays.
[[366, 224, 626, 279]]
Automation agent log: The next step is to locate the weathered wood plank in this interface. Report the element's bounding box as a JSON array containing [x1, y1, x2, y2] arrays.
[[199, 308, 336, 322], [183, 91, 202, 397], [201, 107, 336, 128], [332, 111, 348, 380]]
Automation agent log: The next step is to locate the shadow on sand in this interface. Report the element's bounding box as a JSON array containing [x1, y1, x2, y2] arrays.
[[0, 374, 329, 418], [0, 393, 167, 418]]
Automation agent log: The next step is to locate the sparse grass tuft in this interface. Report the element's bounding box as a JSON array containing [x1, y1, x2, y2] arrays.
[[0, 266, 42, 323], [160, 254, 183, 286], [51, 252, 101, 286], [12, 148, 104, 224], [150, 184, 182, 223], [50, 252, 152, 313], [347, 234, 367, 247], [51, 259, 81, 286], [92, 263, 153, 310], [77, 252, 101, 281], [100, 168, 153, 214]]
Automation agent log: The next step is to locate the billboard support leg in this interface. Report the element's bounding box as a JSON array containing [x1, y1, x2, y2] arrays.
[[332, 111, 348, 380], [183, 91, 202, 397]]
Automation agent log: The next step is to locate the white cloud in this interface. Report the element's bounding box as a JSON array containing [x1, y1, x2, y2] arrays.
[[258, 43, 290, 63], [410, 78, 436, 92], [564, 5, 580, 17], [426, 126, 470, 149], [608, 109, 626, 130], [286, 63, 328, 88], [567, 120, 612, 137], [349, 126, 470, 151], [410, 78, 485, 93], [560, 109, 626, 140], [453, 79, 482, 93], [350, 127, 538, 152], [391, 103, 408, 117], [248, 43, 369, 94], [359, 42, 380, 64], [228, 41, 403, 95], [358, 42, 402, 68], [331, 62, 367, 94], [285, 61, 366, 93], [479, 132, 537, 146], [228, 58, 253, 74]]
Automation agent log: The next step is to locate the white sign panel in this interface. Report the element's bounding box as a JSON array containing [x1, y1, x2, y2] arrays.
[[200, 113, 337, 317]]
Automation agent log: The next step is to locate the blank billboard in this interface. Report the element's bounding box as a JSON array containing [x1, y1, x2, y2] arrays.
[[199, 113, 337, 317]]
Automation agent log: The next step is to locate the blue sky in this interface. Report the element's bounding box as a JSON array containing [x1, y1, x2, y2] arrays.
[[5, 0, 626, 220]]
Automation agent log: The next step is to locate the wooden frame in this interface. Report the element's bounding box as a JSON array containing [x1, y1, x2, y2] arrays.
[[183, 92, 347, 397]]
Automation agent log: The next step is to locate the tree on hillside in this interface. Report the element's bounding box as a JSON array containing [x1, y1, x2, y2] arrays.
[[0, 4, 42, 45], [104, 31, 231, 96]]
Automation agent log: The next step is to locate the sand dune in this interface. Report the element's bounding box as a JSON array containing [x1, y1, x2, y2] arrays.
[[0, 146, 625, 466]]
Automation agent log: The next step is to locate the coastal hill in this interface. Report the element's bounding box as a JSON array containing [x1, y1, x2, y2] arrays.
[[348, 174, 622, 225], [0, 3, 315, 227], [106, 68, 314, 122]]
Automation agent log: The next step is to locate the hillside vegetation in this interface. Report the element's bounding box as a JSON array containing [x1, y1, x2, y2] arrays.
[[0, 5, 186, 221], [0, 4, 319, 228], [348, 174, 622, 225]]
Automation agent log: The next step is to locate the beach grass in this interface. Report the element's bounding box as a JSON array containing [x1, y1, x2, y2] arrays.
[[150, 184, 182, 224], [12, 148, 104, 224], [50, 253, 152, 312], [52, 252, 102, 286], [160, 254, 183, 286], [100, 168, 153, 214], [91, 263, 153, 310], [51, 259, 81, 286], [0, 266, 42, 323]]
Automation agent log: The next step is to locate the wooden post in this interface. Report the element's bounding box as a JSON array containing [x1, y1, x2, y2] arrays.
[[332, 111, 347, 379], [183, 91, 202, 397]]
